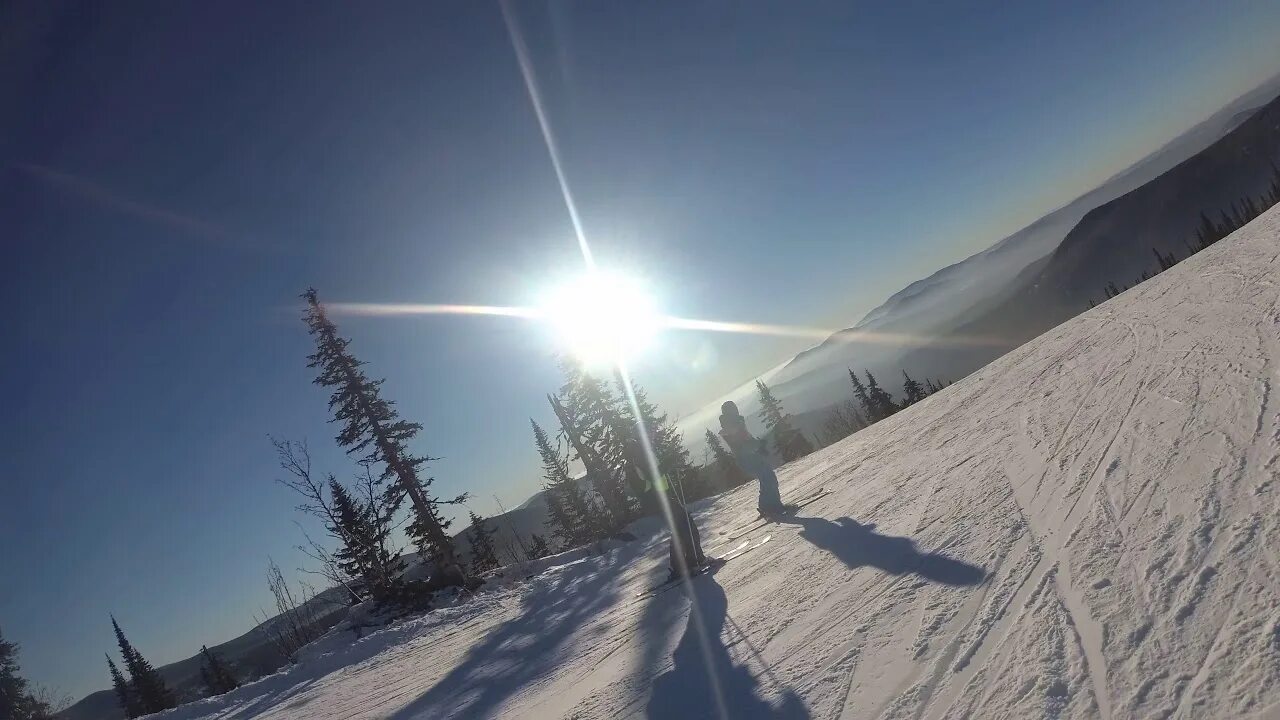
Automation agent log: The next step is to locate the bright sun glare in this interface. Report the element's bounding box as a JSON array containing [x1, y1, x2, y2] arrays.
[[541, 271, 662, 365]]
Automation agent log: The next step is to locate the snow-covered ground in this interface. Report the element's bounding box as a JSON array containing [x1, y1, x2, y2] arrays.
[[160, 208, 1280, 719]]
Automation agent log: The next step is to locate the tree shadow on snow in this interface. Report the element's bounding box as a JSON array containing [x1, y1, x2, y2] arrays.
[[388, 550, 626, 719], [646, 576, 810, 719], [790, 517, 986, 586]]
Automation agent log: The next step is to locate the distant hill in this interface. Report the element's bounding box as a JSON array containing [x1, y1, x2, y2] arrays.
[[679, 72, 1280, 433], [906, 81, 1280, 379], [61, 589, 347, 720]]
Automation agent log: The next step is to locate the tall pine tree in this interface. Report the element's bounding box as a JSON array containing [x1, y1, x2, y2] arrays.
[[901, 370, 927, 406], [755, 380, 814, 462], [704, 429, 749, 490], [864, 370, 898, 421], [614, 376, 701, 505], [466, 512, 502, 575], [106, 654, 139, 718], [549, 386, 633, 531], [532, 419, 598, 547], [302, 288, 466, 587], [111, 617, 176, 714], [557, 362, 640, 524], [848, 369, 875, 423], [1, 629, 54, 720]]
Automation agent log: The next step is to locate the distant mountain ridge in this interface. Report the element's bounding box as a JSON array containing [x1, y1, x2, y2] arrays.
[[905, 81, 1280, 379], [680, 72, 1280, 431]]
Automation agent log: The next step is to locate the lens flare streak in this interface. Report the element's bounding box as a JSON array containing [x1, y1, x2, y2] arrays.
[[325, 303, 1009, 348]]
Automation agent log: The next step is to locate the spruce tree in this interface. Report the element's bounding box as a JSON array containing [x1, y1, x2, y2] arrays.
[[302, 288, 466, 587], [106, 654, 139, 718], [704, 429, 749, 490], [111, 617, 176, 714], [329, 478, 405, 603], [615, 376, 700, 504], [527, 533, 551, 559], [1, 630, 29, 720], [549, 386, 633, 531], [864, 371, 898, 421], [466, 512, 502, 575], [199, 645, 239, 695], [532, 419, 597, 547], [755, 380, 813, 462], [557, 363, 640, 524], [848, 369, 875, 422], [2, 629, 54, 720], [901, 370, 927, 406]]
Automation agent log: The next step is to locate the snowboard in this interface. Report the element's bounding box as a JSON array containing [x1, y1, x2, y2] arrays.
[[720, 487, 830, 541], [634, 534, 773, 600]]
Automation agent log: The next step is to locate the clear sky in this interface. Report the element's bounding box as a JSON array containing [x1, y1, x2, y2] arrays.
[[2, 0, 1278, 700]]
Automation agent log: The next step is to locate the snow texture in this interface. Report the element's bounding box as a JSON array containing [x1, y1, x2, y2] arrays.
[[153, 208, 1280, 718]]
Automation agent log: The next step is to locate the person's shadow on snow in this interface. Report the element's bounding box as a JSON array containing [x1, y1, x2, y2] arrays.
[[646, 576, 809, 719], [791, 516, 985, 586]]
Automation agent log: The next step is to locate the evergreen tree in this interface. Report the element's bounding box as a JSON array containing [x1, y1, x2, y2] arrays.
[[864, 371, 898, 421], [466, 512, 502, 575], [615, 376, 701, 504], [1, 629, 54, 720], [526, 533, 551, 560], [198, 645, 239, 695], [329, 478, 405, 603], [549, 375, 634, 530], [111, 617, 176, 714], [848, 369, 875, 423], [704, 430, 750, 490], [302, 289, 466, 587], [532, 419, 598, 547], [559, 364, 641, 524], [754, 380, 813, 462], [106, 654, 139, 718], [1, 629, 29, 720], [901, 370, 927, 406]]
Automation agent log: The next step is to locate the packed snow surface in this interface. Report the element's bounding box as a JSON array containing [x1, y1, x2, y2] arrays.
[[163, 209, 1280, 718]]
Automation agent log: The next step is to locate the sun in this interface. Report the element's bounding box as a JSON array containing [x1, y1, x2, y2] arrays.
[[540, 270, 662, 366]]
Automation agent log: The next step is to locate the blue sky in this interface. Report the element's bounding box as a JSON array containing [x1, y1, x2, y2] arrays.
[[2, 0, 1278, 699]]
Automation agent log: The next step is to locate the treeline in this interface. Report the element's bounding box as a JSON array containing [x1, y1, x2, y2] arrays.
[[104, 618, 239, 718], [1092, 161, 1280, 306], [821, 369, 949, 447]]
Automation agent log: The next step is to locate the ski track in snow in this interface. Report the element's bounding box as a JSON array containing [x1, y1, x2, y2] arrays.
[[157, 208, 1280, 719]]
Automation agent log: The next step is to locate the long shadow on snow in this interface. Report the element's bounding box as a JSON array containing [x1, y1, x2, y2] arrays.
[[789, 517, 986, 585], [389, 550, 626, 719], [646, 575, 809, 719]]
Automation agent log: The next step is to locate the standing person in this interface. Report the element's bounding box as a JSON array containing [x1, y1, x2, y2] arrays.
[[718, 401, 785, 516]]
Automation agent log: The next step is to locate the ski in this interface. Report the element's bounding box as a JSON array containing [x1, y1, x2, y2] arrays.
[[634, 535, 772, 600], [720, 487, 830, 541]]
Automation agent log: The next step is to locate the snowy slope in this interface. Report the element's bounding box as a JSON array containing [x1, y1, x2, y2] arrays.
[[154, 207, 1280, 718]]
